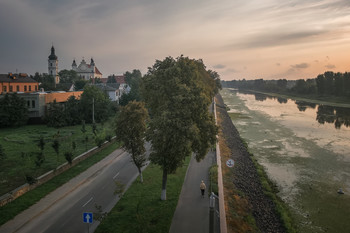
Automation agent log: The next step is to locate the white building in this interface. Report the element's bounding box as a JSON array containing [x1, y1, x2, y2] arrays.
[[72, 58, 102, 81]]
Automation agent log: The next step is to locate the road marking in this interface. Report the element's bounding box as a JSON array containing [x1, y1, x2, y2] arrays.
[[82, 197, 93, 207], [113, 172, 120, 180]]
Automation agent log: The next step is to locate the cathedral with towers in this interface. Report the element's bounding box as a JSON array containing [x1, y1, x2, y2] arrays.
[[72, 58, 102, 80], [48, 46, 102, 84]]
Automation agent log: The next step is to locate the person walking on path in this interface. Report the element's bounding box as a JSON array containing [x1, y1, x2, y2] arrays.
[[200, 180, 206, 198]]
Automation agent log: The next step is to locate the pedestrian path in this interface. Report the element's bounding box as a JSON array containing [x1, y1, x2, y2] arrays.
[[169, 151, 216, 233]]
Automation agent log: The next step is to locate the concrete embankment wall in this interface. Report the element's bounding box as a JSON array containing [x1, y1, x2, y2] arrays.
[[0, 138, 116, 207], [214, 97, 228, 233]]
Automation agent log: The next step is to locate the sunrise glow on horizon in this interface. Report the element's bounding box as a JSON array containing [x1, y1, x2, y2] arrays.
[[1, 0, 350, 81]]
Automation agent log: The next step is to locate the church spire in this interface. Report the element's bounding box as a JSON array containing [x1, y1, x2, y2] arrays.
[[48, 45, 58, 60]]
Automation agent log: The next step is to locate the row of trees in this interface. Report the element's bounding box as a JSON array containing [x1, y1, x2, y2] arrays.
[[115, 56, 220, 200], [46, 85, 116, 128], [32, 70, 101, 92], [222, 71, 350, 98], [0, 69, 143, 128]]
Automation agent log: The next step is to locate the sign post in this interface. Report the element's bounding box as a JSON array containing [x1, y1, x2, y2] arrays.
[[226, 159, 234, 168], [83, 212, 93, 233]]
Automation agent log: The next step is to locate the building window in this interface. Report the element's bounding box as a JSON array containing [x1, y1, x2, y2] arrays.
[[35, 85, 38, 91], [27, 101, 30, 108], [24, 85, 27, 91], [17, 85, 20, 91], [29, 86, 31, 91], [50, 70, 53, 75], [3, 86, 7, 92], [9, 86, 13, 92], [32, 100, 35, 108]]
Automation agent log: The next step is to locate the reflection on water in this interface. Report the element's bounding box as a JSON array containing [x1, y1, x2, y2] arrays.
[[295, 101, 316, 112], [316, 105, 350, 129], [237, 90, 350, 129]]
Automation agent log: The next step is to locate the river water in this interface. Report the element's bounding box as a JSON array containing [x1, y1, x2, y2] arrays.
[[220, 88, 350, 233]]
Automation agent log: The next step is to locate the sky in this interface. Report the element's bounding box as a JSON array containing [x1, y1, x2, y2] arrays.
[[1, 0, 350, 81]]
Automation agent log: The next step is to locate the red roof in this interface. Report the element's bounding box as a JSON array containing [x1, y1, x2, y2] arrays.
[[103, 75, 126, 84], [115, 76, 125, 84], [95, 67, 102, 75], [0, 73, 38, 83]]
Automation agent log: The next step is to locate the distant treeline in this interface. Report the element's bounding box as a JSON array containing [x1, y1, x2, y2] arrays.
[[222, 71, 350, 97]]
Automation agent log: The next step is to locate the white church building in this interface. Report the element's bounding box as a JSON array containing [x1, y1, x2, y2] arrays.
[[72, 58, 102, 80]]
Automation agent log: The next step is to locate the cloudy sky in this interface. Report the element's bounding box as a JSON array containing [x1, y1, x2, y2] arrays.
[[1, 0, 350, 80]]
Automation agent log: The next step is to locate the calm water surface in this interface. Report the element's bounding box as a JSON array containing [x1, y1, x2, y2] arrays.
[[220, 88, 350, 233]]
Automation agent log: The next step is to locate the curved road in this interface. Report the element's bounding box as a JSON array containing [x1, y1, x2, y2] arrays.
[[0, 144, 150, 233]]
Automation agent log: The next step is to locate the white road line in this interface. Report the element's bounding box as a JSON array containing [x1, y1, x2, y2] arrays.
[[82, 197, 93, 207], [113, 172, 120, 180]]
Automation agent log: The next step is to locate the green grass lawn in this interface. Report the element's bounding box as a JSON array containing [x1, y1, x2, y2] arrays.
[[0, 121, 114, 196], [95, 156, 191, 233], [0, 140, 121, 226]]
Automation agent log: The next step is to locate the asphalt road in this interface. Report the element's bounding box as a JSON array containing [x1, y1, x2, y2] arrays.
[[0, 144, 150, 233]]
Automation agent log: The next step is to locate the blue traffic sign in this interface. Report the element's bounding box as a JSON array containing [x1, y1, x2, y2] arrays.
[[83, 212, 93, 223]]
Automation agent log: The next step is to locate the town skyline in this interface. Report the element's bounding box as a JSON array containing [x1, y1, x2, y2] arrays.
[[1, 0, 350, 81]]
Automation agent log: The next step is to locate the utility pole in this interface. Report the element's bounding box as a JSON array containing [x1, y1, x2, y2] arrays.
[[92, 98, 95, 123], [210, 192, 219, 233]]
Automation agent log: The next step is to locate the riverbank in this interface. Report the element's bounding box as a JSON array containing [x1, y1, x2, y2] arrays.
[[220, 88, 350, 233], [216, 94, 295, 233]]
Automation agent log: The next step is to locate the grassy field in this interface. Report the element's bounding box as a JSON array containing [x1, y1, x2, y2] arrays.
[[95, 156, 191, 233], [0, 140, 121, 226], [0, 121, 114, 196]]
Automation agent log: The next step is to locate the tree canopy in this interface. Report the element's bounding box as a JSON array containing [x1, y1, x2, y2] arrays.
[[58, 69, 79, 83], [80, 85, 111, 123], [119, 69, 143, 106], [114, 101, 148, 182], [141, 56, 218, 200], [0, 93, 28, 127]]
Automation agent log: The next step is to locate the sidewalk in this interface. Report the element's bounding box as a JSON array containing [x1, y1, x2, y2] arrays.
[[169, 150, 216, 233]]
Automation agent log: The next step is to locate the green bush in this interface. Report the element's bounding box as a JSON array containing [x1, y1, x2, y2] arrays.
[[209, 164, 218, 195]]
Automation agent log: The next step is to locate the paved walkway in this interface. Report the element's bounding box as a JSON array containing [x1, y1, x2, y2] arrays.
[[169, 150, 216, 233]]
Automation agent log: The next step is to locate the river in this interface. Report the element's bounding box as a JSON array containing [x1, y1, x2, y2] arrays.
[[220, 88, 350, 233]]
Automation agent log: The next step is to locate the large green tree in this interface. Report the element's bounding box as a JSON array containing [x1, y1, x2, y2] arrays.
[[40, 74, 56, 91], [114, 101, 148, 182], [65, 96, 81, 125], [58, 69, 79, 83], [141, 56, 218, 200], [207, 69, 222, 94], [119, 69, 143, 106], [79, 85, 111, 123], [45, 100, 66, 128], [0, 93, 28, 127]]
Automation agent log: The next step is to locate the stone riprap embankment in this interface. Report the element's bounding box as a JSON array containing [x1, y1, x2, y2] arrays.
[[216, 94, 286, 233]]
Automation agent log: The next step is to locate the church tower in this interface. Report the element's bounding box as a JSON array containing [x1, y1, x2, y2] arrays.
[[48, 45, 59, 84]]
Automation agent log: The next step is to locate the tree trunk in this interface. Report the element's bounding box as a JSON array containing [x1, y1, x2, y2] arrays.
[[138, 167, 143, 183], [161, 169, 168, 200]]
